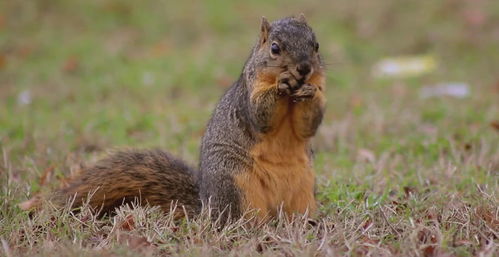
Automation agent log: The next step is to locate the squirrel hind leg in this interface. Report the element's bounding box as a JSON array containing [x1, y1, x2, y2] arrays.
[[49, 149, 201, 218]]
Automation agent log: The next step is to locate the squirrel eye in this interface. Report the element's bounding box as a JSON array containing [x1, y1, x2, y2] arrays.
[[270, 42, 280, 55], [314, 42, 319, 52]]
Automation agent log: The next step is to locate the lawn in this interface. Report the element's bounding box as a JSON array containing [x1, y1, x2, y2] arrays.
[[1, 0, 498, 256]]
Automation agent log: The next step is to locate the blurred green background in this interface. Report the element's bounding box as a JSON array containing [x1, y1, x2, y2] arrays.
[[1, 0, 498, 200]]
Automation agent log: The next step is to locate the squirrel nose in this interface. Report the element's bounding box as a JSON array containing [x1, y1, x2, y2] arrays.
[[296, 63, 311, 76]]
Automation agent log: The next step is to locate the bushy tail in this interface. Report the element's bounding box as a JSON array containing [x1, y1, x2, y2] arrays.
[[51, 149, 201, 217]]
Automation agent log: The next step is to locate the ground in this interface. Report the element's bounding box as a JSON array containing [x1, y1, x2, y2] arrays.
[[0, 0, 498, 256]]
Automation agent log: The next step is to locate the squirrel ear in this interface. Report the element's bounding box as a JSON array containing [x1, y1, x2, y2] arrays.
[[296, 13, 307, 23], [260, 17, 270, 45]]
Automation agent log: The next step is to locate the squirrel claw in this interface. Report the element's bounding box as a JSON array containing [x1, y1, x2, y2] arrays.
[[277, 81, 293, 96], [277, 71, 299, 96], [291, 83, 316, 100]]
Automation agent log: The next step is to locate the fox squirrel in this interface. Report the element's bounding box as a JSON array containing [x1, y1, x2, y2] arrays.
[[42, 15, 326, 223]]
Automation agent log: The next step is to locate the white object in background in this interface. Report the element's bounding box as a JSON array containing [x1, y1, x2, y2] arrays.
[[17, 90, 32, 106], [420, 82, 470, 99], [372, 55, 437, 78]]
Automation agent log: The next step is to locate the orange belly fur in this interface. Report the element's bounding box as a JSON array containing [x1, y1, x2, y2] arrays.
[[234, 97, 317, 220]]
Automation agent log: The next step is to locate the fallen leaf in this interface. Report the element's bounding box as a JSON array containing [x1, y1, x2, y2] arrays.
[[0, 54, 6, 70], [475, 206, 499, 228], [490, 121, 499, 131], [18, 194, 42, 211], [422, 245, 437, 257], [62, 56, 79, 73], [119, 214, 136, 231]]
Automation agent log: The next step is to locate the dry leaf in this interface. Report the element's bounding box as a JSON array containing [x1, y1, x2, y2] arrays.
[[62, 56, 79, 73], [0, 54, 6, 70], [422, 245, 437, 257], [475, 206, 499, 228], [18, 194, 42, 211], [119, 214, 136, 231], [490, 121, 499, 131]]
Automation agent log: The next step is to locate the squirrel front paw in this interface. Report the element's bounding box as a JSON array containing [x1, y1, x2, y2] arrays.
[[277, 71, 300, 96], [291, 83, 316, 101]]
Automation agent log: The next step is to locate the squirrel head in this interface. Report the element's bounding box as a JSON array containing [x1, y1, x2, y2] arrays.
[[248, 14, 322, 83]]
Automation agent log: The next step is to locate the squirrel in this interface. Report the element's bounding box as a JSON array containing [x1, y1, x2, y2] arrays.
[[39, 14, 326, 223]]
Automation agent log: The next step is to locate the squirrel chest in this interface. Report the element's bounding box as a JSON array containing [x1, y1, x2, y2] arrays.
[[234, 98, 317, 218]]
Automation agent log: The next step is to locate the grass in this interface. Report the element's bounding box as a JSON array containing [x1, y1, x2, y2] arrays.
[[1, 0, 498, 256]]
